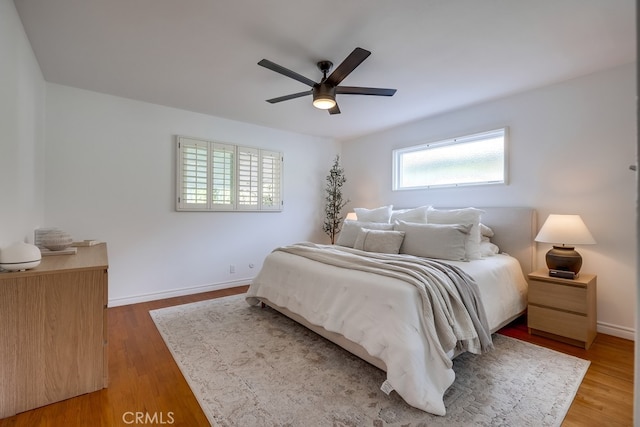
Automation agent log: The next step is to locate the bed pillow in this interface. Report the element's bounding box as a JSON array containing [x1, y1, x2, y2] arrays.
[[390, 206, 430, 223], [336, 220, 394, 248], [394, 221, 471, 261], [426, 207, 484, 260], [354, 228, 405, 254], [480, 223, 494, 237], [480, 236, 500, 256], [353, 205, 393, 223]]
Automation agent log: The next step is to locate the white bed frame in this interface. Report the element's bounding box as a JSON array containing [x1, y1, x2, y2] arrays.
[[259, 206, 537, 372]]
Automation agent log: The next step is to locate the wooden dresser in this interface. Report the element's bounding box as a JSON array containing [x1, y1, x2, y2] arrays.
[[0, 244, 108, 418]]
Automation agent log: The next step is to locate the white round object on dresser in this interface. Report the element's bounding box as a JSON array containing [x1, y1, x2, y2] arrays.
[[41, 230, 73, 251], [0, 242, 42, 271]]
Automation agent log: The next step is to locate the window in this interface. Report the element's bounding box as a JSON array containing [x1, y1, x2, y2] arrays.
[[176, 136, 283, 211], [392, 128, 507, 190]]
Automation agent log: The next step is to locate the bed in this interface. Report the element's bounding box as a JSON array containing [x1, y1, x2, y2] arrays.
[[245, 206, 536, 416]]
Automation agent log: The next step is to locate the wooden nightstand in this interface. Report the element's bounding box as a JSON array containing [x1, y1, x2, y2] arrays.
[[527, 268, 597, 349]]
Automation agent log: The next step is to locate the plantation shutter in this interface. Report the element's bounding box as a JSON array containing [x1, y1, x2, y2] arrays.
[[177, 137, 210, 210], [237, 147, 259, 210], [176, 136, 282, 212], [261, 150, 282, 210], [211, 143, 235, 210]]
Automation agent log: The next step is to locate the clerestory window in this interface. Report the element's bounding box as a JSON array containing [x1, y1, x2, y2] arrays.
[[392, 128, 507, 190]]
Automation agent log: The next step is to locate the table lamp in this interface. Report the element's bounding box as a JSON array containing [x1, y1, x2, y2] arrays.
[[345, 212, 358, 221], [535, 214, 596, 277]]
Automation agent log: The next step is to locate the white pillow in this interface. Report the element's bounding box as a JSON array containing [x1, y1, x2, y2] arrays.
[[394, 221, 471, 261], [480, 223, 494, 237], [480, 239, 500, 257], [390, 206, 430, 223], [336, 220, 394, 248], [354, 228, 405, 254], [353, 205, 393, 223], [427, 207, 484, 260]]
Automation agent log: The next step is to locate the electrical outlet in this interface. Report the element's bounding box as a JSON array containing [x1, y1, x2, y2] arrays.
[[229, 265, 235, 274]]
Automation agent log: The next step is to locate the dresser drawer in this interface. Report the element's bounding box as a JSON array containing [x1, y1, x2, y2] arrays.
[[528, 305, 588, 342], [528, 280, 588, 314]]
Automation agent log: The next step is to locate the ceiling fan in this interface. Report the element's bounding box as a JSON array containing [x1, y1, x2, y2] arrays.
[[258, 47, 397, 115]]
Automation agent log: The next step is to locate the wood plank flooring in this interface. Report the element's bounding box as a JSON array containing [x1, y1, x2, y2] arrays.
[[0, 286, 633, 426]]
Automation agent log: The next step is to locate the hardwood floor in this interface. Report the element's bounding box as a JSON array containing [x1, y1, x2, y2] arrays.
[[0, 286, 633, 426]]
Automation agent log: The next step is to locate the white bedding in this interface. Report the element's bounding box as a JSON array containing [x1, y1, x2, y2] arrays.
[[245, 247, 528, 416], [442, 255, 528, 332]]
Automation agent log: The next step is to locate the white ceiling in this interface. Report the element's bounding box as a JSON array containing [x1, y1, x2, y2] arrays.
[[14, 0, 636, 141]]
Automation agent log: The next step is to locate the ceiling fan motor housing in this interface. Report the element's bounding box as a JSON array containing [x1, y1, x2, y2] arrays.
[[312, 84, 336, 109], [313, 84, 335, 99]]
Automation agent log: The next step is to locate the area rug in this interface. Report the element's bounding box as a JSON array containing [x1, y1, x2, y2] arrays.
[[150, 294, 590, 426]]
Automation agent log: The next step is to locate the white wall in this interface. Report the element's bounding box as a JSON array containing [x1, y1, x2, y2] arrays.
[[0, 0, 46, 247], [44, 84, 339, 306], [342, 63, 637, 339]]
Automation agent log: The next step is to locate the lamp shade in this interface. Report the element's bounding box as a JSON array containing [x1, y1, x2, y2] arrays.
[[535, 214, 596, 245]]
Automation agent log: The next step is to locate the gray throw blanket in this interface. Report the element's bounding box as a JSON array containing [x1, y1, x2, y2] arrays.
[[274, 243, 493, 364]]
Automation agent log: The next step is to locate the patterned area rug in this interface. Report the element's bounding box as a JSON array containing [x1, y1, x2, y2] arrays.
[[150, 294, 589, 426]]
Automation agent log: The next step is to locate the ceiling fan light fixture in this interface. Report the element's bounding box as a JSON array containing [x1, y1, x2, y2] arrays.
[[312, 96, 336, 110], [312, 85, 336, 110]]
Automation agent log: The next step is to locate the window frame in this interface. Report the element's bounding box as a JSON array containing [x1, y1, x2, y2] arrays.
[[176, 136, 283, 212], [392, 127, 508, 191]]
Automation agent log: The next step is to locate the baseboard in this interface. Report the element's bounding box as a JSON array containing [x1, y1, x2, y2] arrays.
[[597, 321, 635, 341], [108, 277, 253, 307]]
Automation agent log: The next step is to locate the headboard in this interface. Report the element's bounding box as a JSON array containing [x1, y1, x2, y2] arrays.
[[474, 207, 537, 274], [430, 206, 537, 274]]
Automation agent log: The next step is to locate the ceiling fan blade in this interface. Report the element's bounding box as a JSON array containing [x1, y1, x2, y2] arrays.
[[325, 47, 371, 87], [336, 86, 397, 96], [265, 91, 312, 104], [258, 59, 317, 87], [328, 104, 341, 115]]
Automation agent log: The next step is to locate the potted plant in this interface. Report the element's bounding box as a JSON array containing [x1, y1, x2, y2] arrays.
[[323, 155, 349, 244]]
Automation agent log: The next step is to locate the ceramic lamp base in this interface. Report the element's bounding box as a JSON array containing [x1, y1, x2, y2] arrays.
[[545, 245, 582, 274]]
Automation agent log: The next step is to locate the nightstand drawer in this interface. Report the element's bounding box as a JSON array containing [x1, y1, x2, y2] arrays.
[[528, 305, 588, 341], [528, 280, 587, 314]]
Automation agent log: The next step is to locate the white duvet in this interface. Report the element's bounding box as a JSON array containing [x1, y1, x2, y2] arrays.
[[245, 247, 527, 416]]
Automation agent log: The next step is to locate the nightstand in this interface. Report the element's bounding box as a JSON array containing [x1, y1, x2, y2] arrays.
[[527, 268, 597, 349]]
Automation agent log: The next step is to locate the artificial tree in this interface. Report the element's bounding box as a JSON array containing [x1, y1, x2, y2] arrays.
[[323, 155, 349, 244]]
